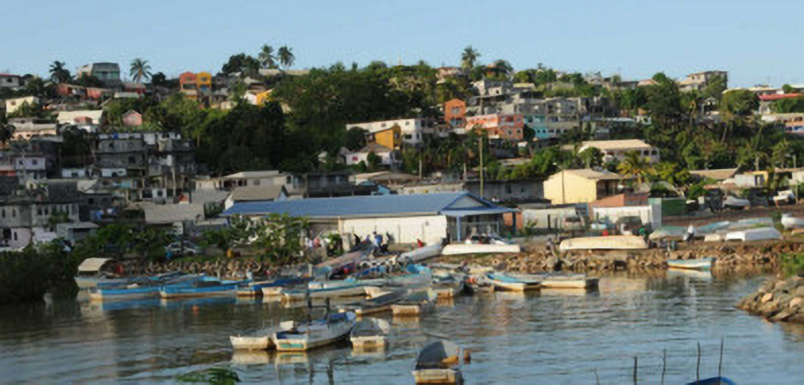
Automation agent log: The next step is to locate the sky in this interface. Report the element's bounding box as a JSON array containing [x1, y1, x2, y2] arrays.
[[2, 0, 803, 88]]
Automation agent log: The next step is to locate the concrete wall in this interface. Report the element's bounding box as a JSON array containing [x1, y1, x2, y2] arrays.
[[591, 204, 661, 228], [543, 171, 598, 204], [339, 215, 447, 246], [521, 206, 579, 230]]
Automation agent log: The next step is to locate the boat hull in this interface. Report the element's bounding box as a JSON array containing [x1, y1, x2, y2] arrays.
[[283, 285, 368, 301], [230, 335, 272, 351], [667, 258, 715, 271], [160, 284, 239, 299], [350, 335, 388, 349], [412, 369, 462, 384], [441, 244, 520, 256]]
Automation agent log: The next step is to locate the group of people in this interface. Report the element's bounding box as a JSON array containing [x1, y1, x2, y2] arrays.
[[351, 232, 394, 253]]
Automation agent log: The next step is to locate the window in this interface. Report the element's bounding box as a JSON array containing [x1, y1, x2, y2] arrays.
[[44, 208, 49, 215], [128, 156, 136, 164], [12, 209, 16, 217], [1, 209, 4, 218], [32, 159, 38, 165], [13, 232, 17, 241], [37, 209, 42, 215], [252, 179, 261, 186]]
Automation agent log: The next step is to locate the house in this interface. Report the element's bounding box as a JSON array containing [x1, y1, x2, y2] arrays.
[[8, 118, 58, 140], [0, 180, 81, 249], [689, 168, 737, 182], [122, 110, 143, 127], [0, 73, 21, 89], [444, 99, 466, 128], [346, 118, 433, 145], [55, 83, 87, 98], [179, 72, 198, 99], [222, 192, 515, 245], [365, 125, 401, 149], [578, 139, 660, 163], [465, 114, 524, 141], [56, 222, 98, 243], [345, 143, 397, 167], [518, 203, 584, 231], [678, 71, 728, 93], [57, 110, 105, 126], [196, 170, 292, 191], [5, 96, 39, 115], [224, 185, 289, 210], [140, 202, 205, 227], [76, 63, 121, 86], [544, 169, 623, 205], [401, 179, 544, 203]]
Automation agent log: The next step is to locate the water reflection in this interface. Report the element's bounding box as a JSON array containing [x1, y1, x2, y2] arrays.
[[1, 274, 804, 383]]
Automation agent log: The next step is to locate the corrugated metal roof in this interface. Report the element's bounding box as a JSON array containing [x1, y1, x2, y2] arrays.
[[223, 192, 507, 218]]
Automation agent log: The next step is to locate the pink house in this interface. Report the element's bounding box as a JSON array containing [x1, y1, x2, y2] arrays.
[[464, 113, 524, 141], [122, 110, 143, 127]]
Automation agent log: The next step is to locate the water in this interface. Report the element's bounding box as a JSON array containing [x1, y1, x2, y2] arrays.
[[1, 273, 803, 384]]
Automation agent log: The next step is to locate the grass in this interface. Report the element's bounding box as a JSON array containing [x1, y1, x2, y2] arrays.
[[781, 253, 804, 278]]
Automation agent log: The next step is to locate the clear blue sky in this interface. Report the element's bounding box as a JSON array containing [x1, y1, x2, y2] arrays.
[[2, 0, 802, 87]]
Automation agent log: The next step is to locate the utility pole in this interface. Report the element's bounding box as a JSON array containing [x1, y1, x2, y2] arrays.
[[478, 135, 484, 199]]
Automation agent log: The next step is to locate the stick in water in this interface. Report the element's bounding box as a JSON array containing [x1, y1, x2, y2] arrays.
[[633, 356, 638, 385], [661, 349, 666, 385], [696, 342, 701, 384], [718, 338, 724, 384]]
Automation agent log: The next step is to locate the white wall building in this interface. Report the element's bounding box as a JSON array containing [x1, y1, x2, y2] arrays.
[[345, 118, 432, 145]]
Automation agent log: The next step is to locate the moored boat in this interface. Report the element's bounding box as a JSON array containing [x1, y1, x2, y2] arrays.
[[230, 320, 296, 351], [559, 235, 648, 251], [781, 213, 804, 230], [397, 244, 444, 264], [441, 244, 520, 256], [347, 289, 407, 316], [282, 284, 368, 302], [486, 273, 540, 292], [237, 277, 310, 297], [509, 273, 598, 289], [272, 312, 357, 351], [431, 276, 465, 299], [684, 377, 736, 385], [349, 318, 390, 349], [391, 289, 437, 316], [724, 227, 782, 242], [667, 258, 716, 271], [160, 279, 248, 299], [412, 340, 463, 384]]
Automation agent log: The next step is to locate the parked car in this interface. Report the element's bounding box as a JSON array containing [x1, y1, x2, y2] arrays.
[[773, 190, 796, 205], [166, 241, 203, 257]]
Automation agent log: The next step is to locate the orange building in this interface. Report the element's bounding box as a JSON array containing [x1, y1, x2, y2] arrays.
[[179, 72, 198, 99], [444, 98, 466, 128], [365, 124, 402, 149], [465, 113, 524, 141]]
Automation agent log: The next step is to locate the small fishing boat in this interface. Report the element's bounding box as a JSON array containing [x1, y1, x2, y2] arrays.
[[391, 289, 437, 316], [282, 283, 368, 302], [685, 377, 736, 385], [781, 213, 804, 230], [510, 273, 598, 289], [272, 311, 357, 351], [667, 258, 716, 271], [74, 258, 127, 289], [349, 318, 390, 349], [347, 289, 408, 316], [412, 340, 463, 384], [237, 277, 310, 297], [160, 279, 248, 299], [486, 273, 541, 292], [398, 244, 444, 264], [441, 244, 521, 256], [230, 321, 296, 351], [724, 227, 782, 242], [89, 274, 199, 301], [431, 276, 465, 299], [559, 235, 648, 251]]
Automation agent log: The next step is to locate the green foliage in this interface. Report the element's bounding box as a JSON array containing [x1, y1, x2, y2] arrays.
[[0, 246, 66, 303], [461, 46, 480, 70], [618, 151, 654, 184], [278, 46, 295, 70], [771, 96, 804, 114], [74, 73, 105, 88], [49, 61, 70, 83], [221, 53, 260, 76], [177, 367, 240, 384], [345, 127, 367, 151], [7, 101, 47, 119], [130, 58, 153, 83], [781, 253, 804, 278]]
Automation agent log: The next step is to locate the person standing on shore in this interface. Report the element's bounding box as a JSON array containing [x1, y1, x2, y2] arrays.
[[685, 223, 695, 244]]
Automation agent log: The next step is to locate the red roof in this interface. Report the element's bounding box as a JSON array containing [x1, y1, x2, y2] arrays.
[[0, 73, 20, 77], [759, 93, 801, 101]]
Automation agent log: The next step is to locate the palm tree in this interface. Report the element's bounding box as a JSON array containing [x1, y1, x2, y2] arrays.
[[258, 45, 277, 69], [129, 58, 152, 83], [278, 46, 295, 70], [461, 46, 480, 70], [617, 151, 654, 185], [49, 61, 70, 83]]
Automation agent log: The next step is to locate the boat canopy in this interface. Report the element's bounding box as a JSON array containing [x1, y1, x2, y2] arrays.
[[77, 257, 112, 273], [416, 340, 461, 369]]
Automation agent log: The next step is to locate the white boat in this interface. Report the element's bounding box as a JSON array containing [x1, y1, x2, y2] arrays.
[[724, 227, 782, 242], [667, 258, 716, 270], [349, 318, 390, 349], [272, 312, 357, 351], [559, 235, 648, 251], [282, 284, 368, 302], [412, 340, 463, 384], [391, 289, 437, 316], [486, 273, 541, 291], [432, 276, 465, 298], [781, 213, 804, 230], [510, 273, 598, 289], [230, 321, 296, 351], [441, 244, 521, 256], [74, 258, 123, 289], [398, 244, 444, 264], [349, 289, 408, 316]]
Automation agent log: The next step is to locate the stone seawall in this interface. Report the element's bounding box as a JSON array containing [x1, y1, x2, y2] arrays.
[[737, 276, 804, 324]]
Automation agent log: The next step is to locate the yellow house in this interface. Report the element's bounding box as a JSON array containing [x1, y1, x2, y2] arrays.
[[543, 169, 623, 204], [255, 90, 273, 106], [365, 124, 402, 149], [196, 71, 212, 93]]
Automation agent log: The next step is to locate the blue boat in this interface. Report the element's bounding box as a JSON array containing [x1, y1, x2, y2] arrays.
[[159, 279, 250, 299], [685, 377, 736, 385], [89, 274, 200, 301], [237, 277, 311, 297], [486, 273, 541, 291]]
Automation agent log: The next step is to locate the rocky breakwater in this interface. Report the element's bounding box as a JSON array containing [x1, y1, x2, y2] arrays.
[[737, 275, 804, 324]]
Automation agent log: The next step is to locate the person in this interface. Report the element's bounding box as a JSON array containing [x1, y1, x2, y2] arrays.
[[546, 237, 556, 257], [685, 223, 695, 244], [417, 238, 424, 248], [374, 232, 383, 248], [353, 233, 361, 247]]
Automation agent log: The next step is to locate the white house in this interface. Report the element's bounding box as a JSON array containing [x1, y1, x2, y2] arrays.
[[5, 96, 39, 114], [578, 139, 660, 163], [345, 118, 432, 145], [344, 143, 396, 167], [0, 74, 21, 89]]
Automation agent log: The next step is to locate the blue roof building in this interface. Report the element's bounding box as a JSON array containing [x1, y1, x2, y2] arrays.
[[223, 192, 515, 244]]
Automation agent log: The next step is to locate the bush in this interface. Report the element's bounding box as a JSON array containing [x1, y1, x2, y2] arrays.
[[781, 253, 804, 278]]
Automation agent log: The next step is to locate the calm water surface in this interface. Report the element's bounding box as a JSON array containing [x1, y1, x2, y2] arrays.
[[1, 273, 803, 384]]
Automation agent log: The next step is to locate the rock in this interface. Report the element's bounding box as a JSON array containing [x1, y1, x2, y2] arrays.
[[790, 298, 803, 309], [770, 310, 794, 322], [761, 293, 774, 303]]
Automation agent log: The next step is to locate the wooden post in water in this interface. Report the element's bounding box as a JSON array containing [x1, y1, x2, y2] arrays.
[[633, 356, 638, 385], [661, 349, 666, 385], [718, 338, 724, 382], [696, 342, 701, 384], [594, 369, 600, 385]]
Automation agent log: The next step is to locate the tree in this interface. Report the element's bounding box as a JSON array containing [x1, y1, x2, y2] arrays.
[[151, 72, 167, 87], [0, 124, 12, 145], [702, 74, 728, 101], [782, 84, 795, 94], [278, 46, 295, 70], [49, 61, 70, 83], [719, 89, 759, 141], [74, 73, 105, 88], [345, 127, 367, 151], [221, 53, 260, 75], [461, 46, 480, 70], [129, 58, 153, 83], [618, 151, 654, 184], [258, 45, 277, 69]]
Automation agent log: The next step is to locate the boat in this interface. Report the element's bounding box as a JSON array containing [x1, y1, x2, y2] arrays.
[[510, 273, 598, 289], [724, 227, 782, 242], [486, 273, 540, 292], [282, 283, 368, 302], [272, 311, 357, 351], [230, 321, 295, 351], [349, 318, 390, 349], [685, 377, 736, 385], [347, 289, 408, 316], [667, 258, 716, 271], [89, 274, 200, 301], [391, 289, 437, 316], [441, 244, 521, 256], [781, 213, 804, 230], [397, 244, 445, 264], [160, 279, 248, 299], [412, 340, 463, 384], [431, 275, 465, 298], [74, 258, 127, 289], [559, 235, 648, 251], [237, 277, 310, 297]]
